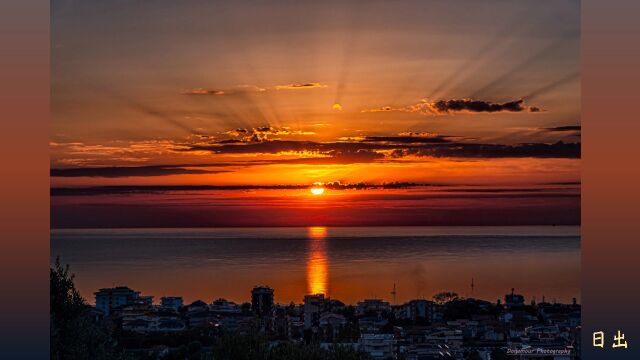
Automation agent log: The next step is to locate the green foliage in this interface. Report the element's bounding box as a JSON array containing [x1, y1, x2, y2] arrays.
[[50, 257, 122, 360]]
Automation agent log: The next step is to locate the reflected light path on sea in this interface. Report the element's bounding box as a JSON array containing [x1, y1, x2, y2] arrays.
[[307, 227, 328, 296]]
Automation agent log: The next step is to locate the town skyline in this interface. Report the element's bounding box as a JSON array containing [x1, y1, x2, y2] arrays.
[[87, 280, 581, 359]]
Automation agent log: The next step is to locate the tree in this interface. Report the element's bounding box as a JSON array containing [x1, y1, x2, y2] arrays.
[[50, 257, 122, 359]]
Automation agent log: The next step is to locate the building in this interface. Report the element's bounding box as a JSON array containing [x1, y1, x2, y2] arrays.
[[251, 286, 274, 316], [211, 298, 241, 314], [360, 316, 389, 334], [89, 283, 580, 357], [160, 296, 183, 310], [304, 294, 326, 329], [360, 333, 395, 359], [357, 299, 391, 316], [319, 313, 347, 340], [94, 286, 141, 316], [121, 310, 186, 334], [186, 300, 209, 313], [136, 295, 154, 306], [398, 299, 435, 323]]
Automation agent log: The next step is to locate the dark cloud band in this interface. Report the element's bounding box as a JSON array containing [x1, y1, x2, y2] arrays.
[[51, 165, 228, 178], [188, 139, 580, 159], [429, 98, 540, 113]]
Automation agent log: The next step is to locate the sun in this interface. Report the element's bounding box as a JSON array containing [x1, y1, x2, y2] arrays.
[[332, 103, 343, 111], [310, 182, 326, 195]]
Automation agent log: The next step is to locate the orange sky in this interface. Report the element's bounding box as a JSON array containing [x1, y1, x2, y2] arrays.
[[51, 0, 580, 227]]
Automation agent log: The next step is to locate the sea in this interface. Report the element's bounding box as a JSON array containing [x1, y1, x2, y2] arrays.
[[50, 226, 580, 305]]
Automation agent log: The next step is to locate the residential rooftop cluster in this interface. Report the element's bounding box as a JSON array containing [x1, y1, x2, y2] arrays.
[[93, 286, 581, 360]]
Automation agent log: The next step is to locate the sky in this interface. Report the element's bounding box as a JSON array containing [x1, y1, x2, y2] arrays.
[[51, 0, 580, 227]]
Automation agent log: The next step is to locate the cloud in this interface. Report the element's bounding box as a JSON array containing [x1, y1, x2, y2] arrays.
[[47, 183, 437, 196], [53, 130, 580, 172], [428, 99, 541, 113], [274, 83, 328, 90], [237, 85, 268, 92], [51, 183, 581, 197], [390, 141, 580, 159], [190, 140, 333, 154], [544, 181, 581, 185], [181, 88, 226, 96], [543, 125, 581, 132], [187, 138, 580, 159], [225, 128, 250, 137], [182, 83, 326, 96], [397, 132, 441, 137], [50, 165, 229, 178], [224, 126, 315, 142], [361, 106, 394, 113], [282, 149, 385, 165], [50, 140, 189, 166], [181, 85, 267, 96], [362, 98, 541, 115], [357, 134, 452, 144]]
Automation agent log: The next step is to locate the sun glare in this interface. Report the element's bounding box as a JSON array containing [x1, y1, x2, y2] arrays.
[[310, 187, 325, 195]]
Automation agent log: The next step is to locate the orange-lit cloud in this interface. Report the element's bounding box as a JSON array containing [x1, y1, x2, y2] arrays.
[[182, 83, 326, 96], [181, 85, 268, 96], [51, 128, 581, 177], [50, 140, 189, 166], [181, 88, 226, 96], [225, 126, 315, 142], [274, 83, 328, 90], [189, 135, 579, 160]]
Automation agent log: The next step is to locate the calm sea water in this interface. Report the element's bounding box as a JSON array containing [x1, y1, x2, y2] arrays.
[[50, 226, 580, 305]]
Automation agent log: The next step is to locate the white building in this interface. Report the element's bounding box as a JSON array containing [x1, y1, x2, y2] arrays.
[[160, 296, 183, 310], [360, 333, 395, 359], [319, 313, 347, 339], [356, 299, 391, 316], [211, 298, 241, 313], [397, 299, 435, 322], [304, 294, 326, 329], [94, 286, 141, 316]]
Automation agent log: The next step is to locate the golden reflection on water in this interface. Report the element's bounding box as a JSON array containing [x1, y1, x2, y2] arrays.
[[307, 227, 328, 295]]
